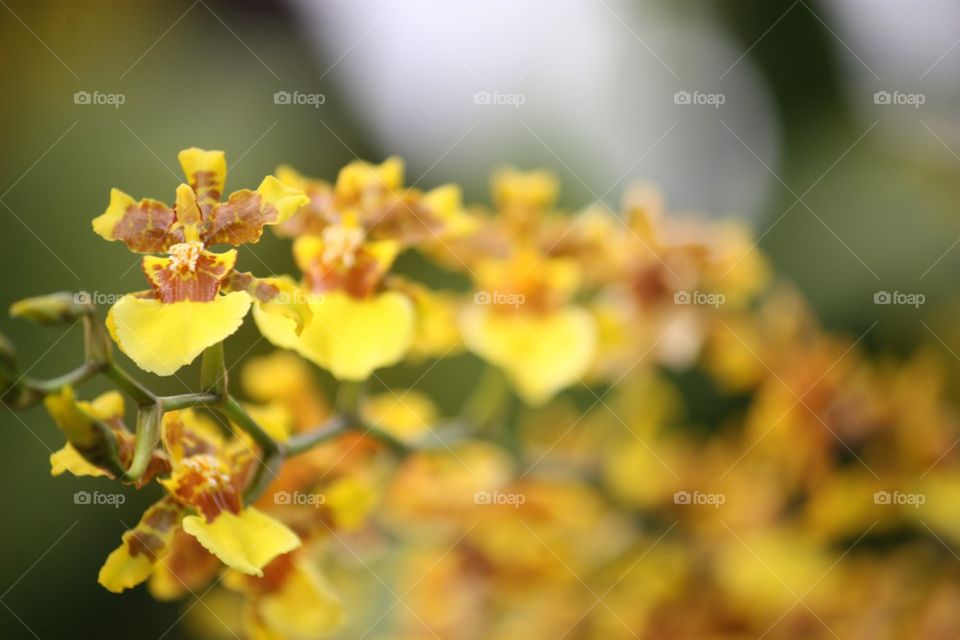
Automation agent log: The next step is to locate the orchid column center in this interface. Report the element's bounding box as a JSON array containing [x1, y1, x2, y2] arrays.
[[167, 241, 205, 274]]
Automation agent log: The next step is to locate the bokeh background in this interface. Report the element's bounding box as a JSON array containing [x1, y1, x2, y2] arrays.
[[1, 0, 960, 637]]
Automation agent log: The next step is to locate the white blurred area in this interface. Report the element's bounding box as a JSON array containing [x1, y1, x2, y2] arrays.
[[822, 0, 960, 154], [286, 0, 779, 219]]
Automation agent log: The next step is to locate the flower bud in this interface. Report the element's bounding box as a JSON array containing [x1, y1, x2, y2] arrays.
[[0, 347, 13, 400], [0, 331, 15, 375], [10, 292, 94, 325], [44, 387, 123, 477]]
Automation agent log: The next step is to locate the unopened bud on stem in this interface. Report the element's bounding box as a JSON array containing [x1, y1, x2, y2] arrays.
[[10, 292, 94, 326]]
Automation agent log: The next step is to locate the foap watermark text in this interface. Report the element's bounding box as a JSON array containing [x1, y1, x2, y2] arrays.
[[474, 490, 526, 508], [74, 91, 125, 108], [274, 90, 326, 108], [74, 490, 125, 508], [673, 490, 725, 508], [474, 90, 526, 108], [874, 490, 925, 508], [674, 90, 725, 108], [873, 90, 925, 108], [274, 490, 326, 507], [674, 290, 725, 308], [474, 291, 525, 308], [874, 290, 924, 308]]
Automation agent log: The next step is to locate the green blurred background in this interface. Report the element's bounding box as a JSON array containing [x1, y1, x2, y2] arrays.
[[1, 0, 959, 637]]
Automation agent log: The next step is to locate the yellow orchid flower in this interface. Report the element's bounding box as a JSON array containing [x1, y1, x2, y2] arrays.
[[275, 157, 475, 247], [158, 410, 301, 577], [388, 277, 463, 360], [490, 166, 560, 212], [323, 474, 380, 531], [96, 409, 301, 593], [221, 555, 345, 640], [255, 158, 482, 381], [361, 389, 437, 444], [254, 218, 414, 381], [460, 250, 597, 405], [488, 166, 561, 241], [92, 147, 309, 376], [240, 351, 330, 428]]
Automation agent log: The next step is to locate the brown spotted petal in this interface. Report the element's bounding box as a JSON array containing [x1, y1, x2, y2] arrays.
[[365, 195, 447, 245], [177, 148, 227, 215], [97, 497, 184, 593], [201, 177, 308, 247], [92, 189, 183, 253], [272, 166, 336, 238], [221, 271, 282, 302]]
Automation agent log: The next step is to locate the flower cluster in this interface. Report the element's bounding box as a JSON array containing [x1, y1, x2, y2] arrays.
[[3, 149, 959, 639]]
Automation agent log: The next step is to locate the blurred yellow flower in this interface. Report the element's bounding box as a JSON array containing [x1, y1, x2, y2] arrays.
[[461, 250, 596, 405]]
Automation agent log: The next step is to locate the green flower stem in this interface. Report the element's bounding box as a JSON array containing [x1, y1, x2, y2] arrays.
[[282, 415, 349, 456], [104, 362, 156, 406], [158, 392, 221, 412], [123, 402, 162, 482], [461, 366, 508, 432], [363, 423, 412, 455], [410, 421, 474, 450], [243, 451, 283, 502], [500, 400, 523, 464], [239, 412, 412, 504], [1, 386, 44, 411], [200, 342, 227, 397], [335, 380, 365, 417], [221, 395, 284, 503], [82, 313, 112, 366], [222, 395, 279, 456], [459, 367, 523, 462], [283, 414, 412, 458], [22, 362, 104, 394], [2, 309, 110, 409]]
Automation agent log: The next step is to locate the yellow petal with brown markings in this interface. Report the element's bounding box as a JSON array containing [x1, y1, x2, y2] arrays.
[[92, 188, 179, 253], [203, 178, 308, 246], [98, 499, 182, 593], [177, 148, 226, 210]]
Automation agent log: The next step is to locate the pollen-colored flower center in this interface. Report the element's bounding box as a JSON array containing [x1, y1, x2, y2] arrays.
[[181, 454, 232, 487], [167, 241, 204, 274], [321, 224, 365, 267]]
